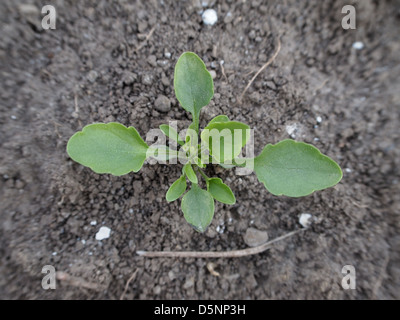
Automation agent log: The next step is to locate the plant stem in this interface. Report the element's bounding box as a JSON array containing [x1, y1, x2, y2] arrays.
[[197, 167, 209, 182], [193, 113, 199, 134]]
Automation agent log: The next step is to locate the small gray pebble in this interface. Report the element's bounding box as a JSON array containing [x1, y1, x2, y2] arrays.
[[243, 227, 269, 247], [154, 95, 171, 112]]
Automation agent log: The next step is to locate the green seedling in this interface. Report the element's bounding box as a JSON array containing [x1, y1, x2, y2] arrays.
[[67, 52, 342, 232]]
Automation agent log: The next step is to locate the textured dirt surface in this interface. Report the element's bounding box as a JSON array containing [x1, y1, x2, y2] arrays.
[[1, 0, 399, 299]]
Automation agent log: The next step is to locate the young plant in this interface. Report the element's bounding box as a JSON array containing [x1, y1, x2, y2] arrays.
[[67, 52, 342, 232]]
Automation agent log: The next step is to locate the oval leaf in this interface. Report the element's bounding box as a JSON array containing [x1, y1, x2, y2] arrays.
[[181, 184, 215, 232], [207, 115, 230, 125], [201, 121, 250, 163], [254, 139, 343, 197], [166, 175, 187, 202], [160, 124, 184, 146], [207, 178, 236, 205], [67, 122, 148, 176], [174, 52, 214, 125], [183, 163, 198, 184]]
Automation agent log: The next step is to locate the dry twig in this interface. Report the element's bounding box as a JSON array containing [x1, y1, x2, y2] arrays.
[[120, 269, 139, 300], [136, 228, 305, 258], [56, 271, 105, 291], [239, 37, 281, 103], [135, 26, 156, 52]]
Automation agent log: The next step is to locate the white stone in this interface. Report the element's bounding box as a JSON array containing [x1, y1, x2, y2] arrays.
[[95, 226, 111, 240], [299, 213, 313, 228], [202, 9, 218, 26], [209, 70, 217, 79], [316, 116, 322, 123], [352, 41, 364, 50], [286, 123, 298, 138], [90, 220, 97, 226]]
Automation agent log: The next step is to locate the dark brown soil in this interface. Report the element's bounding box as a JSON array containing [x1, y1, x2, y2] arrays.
[[1, 0, 399, 299]]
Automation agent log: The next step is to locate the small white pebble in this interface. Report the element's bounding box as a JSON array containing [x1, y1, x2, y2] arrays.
[[345, 168, 352, 173], [202, 9, 218, 26], [52, 252, 57, 256], [95, 226, 111, 241], [316, 116, 322, 123], [209, 70, 217, 79], [352, 41, 364, 50], [81, 239, 86, 245], [314, 137, 320, 141], [129, 208, 134, 214], [299, 213, 313, 228], [11, 115, 17, 120], [286, 123, 298, 138], [164, 52, 171, 59], [90, 220, 97, 226]]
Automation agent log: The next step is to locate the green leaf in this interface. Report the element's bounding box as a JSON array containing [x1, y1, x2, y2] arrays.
[[174, 52, 214, 129], [195, 156, 206, 168], [207, 178, 236, 205], [201, 121, 250, 163], [160, 124, 184, 146], [183, 163, 198, 184], [181, 184, 215, 232], [219, 163, 235, 169], [207, 115, 230, 125], [67, 122, 148, 176], [254, 139, 343, 197], [166, 175, 187, 202]]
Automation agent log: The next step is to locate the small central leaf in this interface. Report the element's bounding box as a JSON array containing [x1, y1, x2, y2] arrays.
[[166, 175, 187, 202], [201, 121, 250, 163], [183, 163, 198, 184], [160, 124, 185, 146], [207, 115, 230, 125], [181, 184, 215, 232], [207, 178, 236, 205]]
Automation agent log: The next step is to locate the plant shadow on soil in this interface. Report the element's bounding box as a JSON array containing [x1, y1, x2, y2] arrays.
[[0, 0, 399, 299]]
